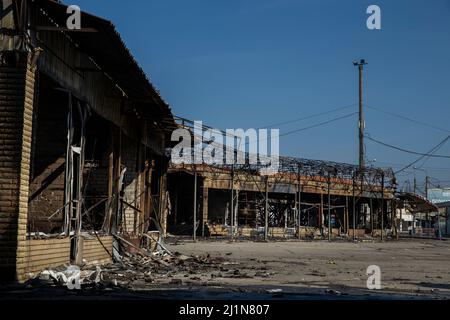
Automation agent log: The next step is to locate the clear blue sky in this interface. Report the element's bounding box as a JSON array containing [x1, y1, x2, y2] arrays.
[[71, 0, 450, 191]]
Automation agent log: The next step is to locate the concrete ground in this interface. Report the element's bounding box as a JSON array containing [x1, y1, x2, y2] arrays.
[[1, 238, 449, 300], [162, 238, 450, 299]]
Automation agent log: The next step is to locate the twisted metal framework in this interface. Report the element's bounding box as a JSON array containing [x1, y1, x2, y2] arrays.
[[170, 117, 398, 237], [171, 116, 396, 191]]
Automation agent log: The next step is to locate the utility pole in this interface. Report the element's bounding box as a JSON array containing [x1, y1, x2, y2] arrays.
[[328, 173, 331, 242], [381, 172, 385, 241], [425, 176, 429, 200], [353, 59, 368, 172], [264, 176, 269, 241], [230, 164, 235, 239], [414, 176, 417, 194], [193, 169, 197, 242], [353, 59, 368, 232], [297, 167, 301, 240], [352, 172, 356, 241]]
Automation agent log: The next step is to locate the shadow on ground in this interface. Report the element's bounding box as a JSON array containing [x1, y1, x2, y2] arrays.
[[0, 282, 446, 300]]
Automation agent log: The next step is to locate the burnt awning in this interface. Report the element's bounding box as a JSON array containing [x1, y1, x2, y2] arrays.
[[397, 192, 439, 213]]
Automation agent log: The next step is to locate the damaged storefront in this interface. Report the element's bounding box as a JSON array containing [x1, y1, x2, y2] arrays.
[[166, 118, 397, 240], [0, 0, 176, 282], [168, 161, 397, 240], [397, 192, 443, 238]]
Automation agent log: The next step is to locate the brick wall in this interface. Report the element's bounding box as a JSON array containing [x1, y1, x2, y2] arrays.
[[82, 236, 113, 265], [21, 238, 71, 278], [0, 52, 36, 282]]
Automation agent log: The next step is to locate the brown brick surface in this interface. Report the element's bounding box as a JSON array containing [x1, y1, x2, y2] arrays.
[[0, 53, 31, 282]]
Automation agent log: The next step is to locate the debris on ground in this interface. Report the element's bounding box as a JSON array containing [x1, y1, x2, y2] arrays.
[[325, 289, 342, 295], [25, 247, 272, 291], [266, 289, 283, 293]]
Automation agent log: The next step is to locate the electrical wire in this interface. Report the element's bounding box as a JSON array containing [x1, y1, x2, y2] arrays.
[[373, 161, 450, 170], [429, 181, 442, 188], [277, 112, 358, 138], [237, 111, 358, 149], [366, 105, 450, 134], [175, 103, 358, 143], [365, 134, 450, 159], [393, 136, 450, 174], [257, 103, 357, 129]]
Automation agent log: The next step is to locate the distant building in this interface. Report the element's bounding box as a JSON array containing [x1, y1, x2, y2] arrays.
[[396, 193, 443, 237], [428, 188, 450, 204]]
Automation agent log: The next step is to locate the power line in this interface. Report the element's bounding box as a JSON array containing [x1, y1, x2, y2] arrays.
[[366, 105, 450, 134], [278, 112, 358, 138], [175, 104, 357, 139], [373, 161, 450, 170], [240, 112, 357, 147], [393, 135, 450, 174], [413, 156, 435, 172], [173, 112, 358, 157], [176, 103, 358, 135], [258, 103, 357, 129], [365, 134, 450, 159], [429, 181, 442, 188]]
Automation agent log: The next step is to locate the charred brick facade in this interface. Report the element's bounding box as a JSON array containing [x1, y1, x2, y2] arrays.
[[0, 52, 36, 281]]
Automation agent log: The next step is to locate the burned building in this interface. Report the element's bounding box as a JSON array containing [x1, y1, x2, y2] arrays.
[[0, 0, 175, 282], [168, 160, 397, 239], [167, 120, 397, 239]]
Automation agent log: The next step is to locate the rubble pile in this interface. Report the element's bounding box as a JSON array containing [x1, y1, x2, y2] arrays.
[[97, 252, 228, 288], [27, 250, 270, 290]]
